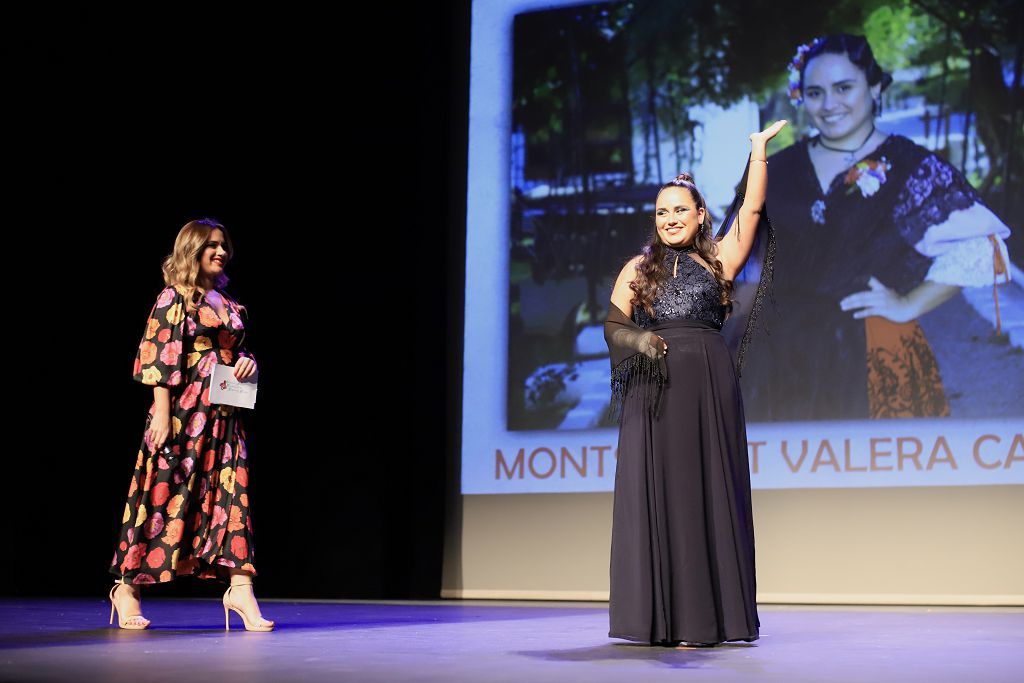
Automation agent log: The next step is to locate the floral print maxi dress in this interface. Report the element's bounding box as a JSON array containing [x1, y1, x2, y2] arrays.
[[110, 285, 258, 585]]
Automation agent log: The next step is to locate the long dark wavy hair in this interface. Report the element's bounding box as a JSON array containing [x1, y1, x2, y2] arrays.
[[798, 33, 893, 115], [630, 173, 734, 319]]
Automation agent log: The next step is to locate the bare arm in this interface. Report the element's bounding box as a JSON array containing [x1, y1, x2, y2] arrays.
[[147, 386, 173, 451], [153, 386, 171, 414], [717, 120, 788, 280], [904, 281, 960, 319], [610, 256, 642, 319], [840, 277, 960, 323]]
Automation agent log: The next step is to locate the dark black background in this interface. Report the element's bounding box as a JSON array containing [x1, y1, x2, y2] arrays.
[[2, 3, 469, 599]]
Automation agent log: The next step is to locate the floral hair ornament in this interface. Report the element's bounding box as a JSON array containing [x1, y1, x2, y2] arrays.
[[787, 37, 823, 105]]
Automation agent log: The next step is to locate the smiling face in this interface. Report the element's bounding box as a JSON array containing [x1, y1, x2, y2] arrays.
[[655, 185, 706, 248], [198, 228, 230, 285], [802, 52, 880, 145]]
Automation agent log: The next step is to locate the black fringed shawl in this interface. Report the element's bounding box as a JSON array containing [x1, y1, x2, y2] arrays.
[[604, 301, 668, 423], [604, 155, 777, 422]]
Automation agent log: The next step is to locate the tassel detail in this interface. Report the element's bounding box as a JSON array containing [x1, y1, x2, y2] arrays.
[[609, 352, 667, 423], [989, 234, 1007, 336], [734, 214, 777, 377]]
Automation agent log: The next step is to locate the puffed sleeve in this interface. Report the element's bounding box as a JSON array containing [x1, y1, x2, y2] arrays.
[[925, 234, 1011, 287], [893, 152, 1011, 287], [132, 286, 188, 387]]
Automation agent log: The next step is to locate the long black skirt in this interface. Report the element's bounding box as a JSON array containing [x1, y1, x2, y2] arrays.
[[609, 318, 760, 645]]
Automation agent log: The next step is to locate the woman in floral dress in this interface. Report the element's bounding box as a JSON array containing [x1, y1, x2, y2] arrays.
[[108, 218, 274, 631], [741, 33, 1012, 421]]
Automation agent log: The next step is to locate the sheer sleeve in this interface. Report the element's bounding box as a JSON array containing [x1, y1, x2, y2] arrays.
[[132, 287, 188, 388], [604, 302, 667, 422]]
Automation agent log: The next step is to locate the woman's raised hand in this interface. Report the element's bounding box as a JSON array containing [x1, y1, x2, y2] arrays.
[[750, 120, 788, 145]]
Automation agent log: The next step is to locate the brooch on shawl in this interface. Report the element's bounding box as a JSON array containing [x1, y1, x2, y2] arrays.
[[810, 156, 892, 225], [810, 199, 826, 225], [843, 156, 892, 198]]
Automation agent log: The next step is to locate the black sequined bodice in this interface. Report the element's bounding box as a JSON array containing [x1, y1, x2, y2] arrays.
[[633, 247, 726, 329]]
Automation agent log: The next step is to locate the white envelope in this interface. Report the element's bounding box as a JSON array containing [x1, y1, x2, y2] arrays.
[[209, 363, 258, 409]]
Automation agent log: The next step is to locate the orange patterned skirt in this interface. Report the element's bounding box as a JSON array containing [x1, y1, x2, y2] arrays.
[[865, 317, 950, 418]]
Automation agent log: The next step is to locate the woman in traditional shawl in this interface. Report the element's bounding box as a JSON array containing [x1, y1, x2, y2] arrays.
[[604, 119, 786, 647], [742, 33, 1012, 421]]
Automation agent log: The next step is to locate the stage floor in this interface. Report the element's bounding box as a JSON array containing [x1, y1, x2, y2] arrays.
[[1, 599, 1021, 682]]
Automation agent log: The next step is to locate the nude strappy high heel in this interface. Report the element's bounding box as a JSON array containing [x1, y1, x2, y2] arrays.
[[108, 580, 150, 630], [223, 582, 275, 632]]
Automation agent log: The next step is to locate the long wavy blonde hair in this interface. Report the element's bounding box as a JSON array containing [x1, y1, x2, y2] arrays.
[[162, 218, 242, 313]]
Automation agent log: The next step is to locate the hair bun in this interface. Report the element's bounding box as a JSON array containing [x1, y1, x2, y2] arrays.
[[671, 172, 695, 185], [878, 70, 894, 93]]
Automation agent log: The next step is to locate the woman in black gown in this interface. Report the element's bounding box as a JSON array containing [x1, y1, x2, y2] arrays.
[[604, 120, 786, 647]]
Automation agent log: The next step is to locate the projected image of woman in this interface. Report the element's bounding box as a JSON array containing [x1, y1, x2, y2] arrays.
[[742, 33, 1012, 421], [107, 219, 274, 632], [603, 120, 787, 647]]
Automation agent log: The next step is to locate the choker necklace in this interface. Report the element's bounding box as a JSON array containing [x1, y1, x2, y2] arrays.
[[666, 243, 696, 253], [665, 243, 696, 277], [815, 124, 876, 165]]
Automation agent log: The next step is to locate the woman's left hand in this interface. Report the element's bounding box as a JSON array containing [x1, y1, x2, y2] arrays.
[[840, 276, 917, 323], [234, 356, 258, 380], [750, 119, 788, 145]]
